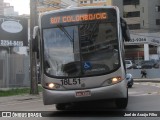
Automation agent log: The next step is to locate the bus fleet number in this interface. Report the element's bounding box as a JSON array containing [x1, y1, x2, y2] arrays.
[[61, 78, 81, 85]]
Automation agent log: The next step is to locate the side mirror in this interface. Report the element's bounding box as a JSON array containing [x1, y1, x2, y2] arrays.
[[121, 18, 130, 42], [32, 26, 39, 52]]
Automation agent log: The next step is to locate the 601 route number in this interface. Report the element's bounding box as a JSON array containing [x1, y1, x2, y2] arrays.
[[61, 78, 81, 85]]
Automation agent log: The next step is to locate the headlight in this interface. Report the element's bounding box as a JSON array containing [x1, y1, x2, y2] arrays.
[[48, 83, 55, 88], [45, 83, 60, 89], [102, 76, 123, 86], [111, 76, 123, 84]]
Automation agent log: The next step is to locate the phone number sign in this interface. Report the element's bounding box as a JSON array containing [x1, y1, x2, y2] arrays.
[[0, 15, 28, 46], [125, 34, 148, 45], [129, 37, 147, 43], [125, 34, 160, 46]]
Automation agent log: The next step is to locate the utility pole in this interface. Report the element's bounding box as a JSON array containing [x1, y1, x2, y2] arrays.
[[30, 0, 38, 94]]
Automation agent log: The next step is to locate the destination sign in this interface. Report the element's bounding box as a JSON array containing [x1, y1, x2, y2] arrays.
[[41, 8, 117, 28], [50, 12, 108, 24]]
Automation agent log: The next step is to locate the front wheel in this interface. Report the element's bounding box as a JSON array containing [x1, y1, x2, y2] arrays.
[[115, 97, 128, 109], [128, 85, 132, 88], [56, 103, 66, 110], [115, 90, 128, 109]]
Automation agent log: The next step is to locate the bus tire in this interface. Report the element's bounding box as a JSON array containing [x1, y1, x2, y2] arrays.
[[115, 91, 128, 109], [55, 103, 66, 110], [128, 85, 132, 88], [115, 97, 128, 109]]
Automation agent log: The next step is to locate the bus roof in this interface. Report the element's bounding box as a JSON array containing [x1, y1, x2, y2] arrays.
[[40, 6, 119, 17]]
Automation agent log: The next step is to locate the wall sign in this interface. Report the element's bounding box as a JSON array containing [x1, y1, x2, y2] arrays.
[[0, 16, 28, 46], [125, 34, 160, 46], [1, 21, 23, 33]]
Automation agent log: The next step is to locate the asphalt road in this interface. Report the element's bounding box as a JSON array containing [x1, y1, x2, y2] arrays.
[[0, 82, 160, 120]]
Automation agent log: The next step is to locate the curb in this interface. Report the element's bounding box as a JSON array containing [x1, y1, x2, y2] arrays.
[[134, 78, 160, 82]]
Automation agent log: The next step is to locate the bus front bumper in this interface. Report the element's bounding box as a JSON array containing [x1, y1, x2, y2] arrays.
[[42, 80, 128, 105]]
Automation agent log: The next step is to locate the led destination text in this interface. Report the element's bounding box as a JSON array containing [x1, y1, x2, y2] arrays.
[[50, 12, 108, 24]]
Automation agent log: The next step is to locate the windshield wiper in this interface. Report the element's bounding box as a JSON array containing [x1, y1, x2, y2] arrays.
[[57, 25, 74, 43], [88, 20, 100, 41]]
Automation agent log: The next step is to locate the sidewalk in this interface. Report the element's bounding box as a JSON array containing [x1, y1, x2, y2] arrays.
[[134, 78, 160, 82], [0, 93, 42, 104]]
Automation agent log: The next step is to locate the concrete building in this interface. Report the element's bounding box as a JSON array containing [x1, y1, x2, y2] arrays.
[[0, 0, 8, 15], [78, 0, 123, 15], [0, 0, 18, 16], [0, 0, 10, 15], [61, 0, 78, 7], [123, 0, 160, 31], [79, 0, 160, 61], [37, 0, 78, 13], [78, 0, 106, 6], [4, 6, 18, 16], [122, 0, 160, 61], [78, 0, 160, 31], [0, 0, 4, 15], [37, 0, 61, 12]]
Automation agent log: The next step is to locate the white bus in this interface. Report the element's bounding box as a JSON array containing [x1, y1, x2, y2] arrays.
[[33, 6, 130, 110]]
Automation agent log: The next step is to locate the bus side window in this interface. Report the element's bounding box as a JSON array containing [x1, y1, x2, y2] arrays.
[[120, 18, 130, 42]]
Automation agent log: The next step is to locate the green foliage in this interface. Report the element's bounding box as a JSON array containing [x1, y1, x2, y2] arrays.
[[0, 86, 42, 97]]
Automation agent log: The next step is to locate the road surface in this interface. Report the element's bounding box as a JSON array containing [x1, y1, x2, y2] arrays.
[[0, 82, 160, 120]]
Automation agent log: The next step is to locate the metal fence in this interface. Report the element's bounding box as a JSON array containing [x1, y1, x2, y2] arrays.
[[0, 53, 30, 88]]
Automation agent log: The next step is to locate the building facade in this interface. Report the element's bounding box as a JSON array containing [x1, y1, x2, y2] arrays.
[[0, 0, 18, 16], [78, 0, 106, 6], [123, 0, 160, 31], [78, 0, 123, 16], [122, 0, 160, 61], [0, 0, 8, 15], [37, 0, 78, 13], [80, 0, 160, 32]]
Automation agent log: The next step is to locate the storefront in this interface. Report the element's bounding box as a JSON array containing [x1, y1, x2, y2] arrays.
[[124, 33, 160, 62]]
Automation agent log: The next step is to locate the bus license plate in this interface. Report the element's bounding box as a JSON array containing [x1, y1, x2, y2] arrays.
[[75, 90, 91, 97]]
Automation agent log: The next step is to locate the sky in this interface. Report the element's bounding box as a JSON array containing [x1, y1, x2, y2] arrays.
[[4, 0, 30, 15]]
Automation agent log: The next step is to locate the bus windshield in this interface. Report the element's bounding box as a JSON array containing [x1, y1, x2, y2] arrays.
[[43, 21, 119, 77]]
